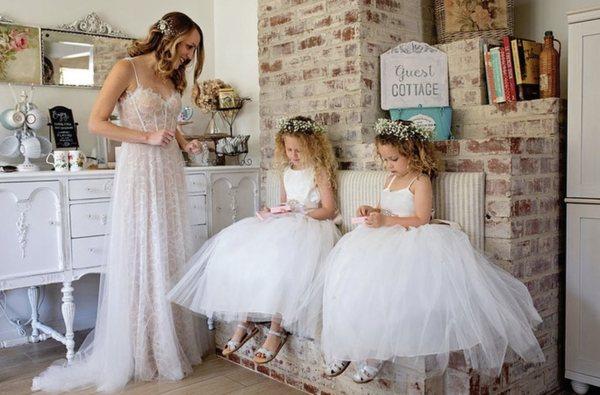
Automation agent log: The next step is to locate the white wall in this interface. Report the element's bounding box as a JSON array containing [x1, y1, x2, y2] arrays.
[[0, 0, 216, 165], [0, 0, 216, 343], [514, 0, 600, 97], [213, 0, 260, 166]]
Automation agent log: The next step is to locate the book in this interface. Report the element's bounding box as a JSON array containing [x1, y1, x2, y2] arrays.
[[484, 50, 496, 104], [511, 38, 542, 100], [501, 36, 517, 101], [489, 47, 506, 103]]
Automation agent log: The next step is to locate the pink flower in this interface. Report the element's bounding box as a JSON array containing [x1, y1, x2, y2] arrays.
[[470, 5, 493, 30], [9, 30, 28, 51]]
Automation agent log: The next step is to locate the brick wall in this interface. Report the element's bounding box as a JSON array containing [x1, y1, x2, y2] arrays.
[[258, 0, 435, 170], [236, 1, 565, 393], [217, 98, 566, 394], [435, 98, 566, 393]]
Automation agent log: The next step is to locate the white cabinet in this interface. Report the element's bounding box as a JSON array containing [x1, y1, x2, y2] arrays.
[[566, 203, 600, 391], [567, 9, 600, 199], [210, 171, 260, 235], [566, 7, 600, 394], [0, 166, 259, 360], [0, 181, 64, 280]]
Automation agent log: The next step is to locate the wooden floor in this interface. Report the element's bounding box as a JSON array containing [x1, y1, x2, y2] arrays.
[[0, 335, 303, 395]]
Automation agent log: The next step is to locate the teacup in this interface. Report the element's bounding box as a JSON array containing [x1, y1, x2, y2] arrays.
[[46, 150, 69, 172], [25, 108, 46, 130], [0, 109, 26, 130], [68, 150, 87, 171], [20, 137, 41, 159]]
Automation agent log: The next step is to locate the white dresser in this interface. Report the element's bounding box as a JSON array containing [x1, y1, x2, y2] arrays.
[[565, 6, 600, 395], [0, 166, 259, 360]]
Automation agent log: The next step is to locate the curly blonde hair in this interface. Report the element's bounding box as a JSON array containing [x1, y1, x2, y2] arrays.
[[128, 12, 204, 94], [375, 132, 438, 178], [273, 116, 338, 190]]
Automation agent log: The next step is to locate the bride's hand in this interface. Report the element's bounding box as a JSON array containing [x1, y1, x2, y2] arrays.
[[184, 139, 202, 155], [146, 130, 176, 147]]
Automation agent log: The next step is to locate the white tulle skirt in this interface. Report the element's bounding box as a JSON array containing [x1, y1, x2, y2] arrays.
[[317, 224, 545, 376], [168, 213, 340, 330]]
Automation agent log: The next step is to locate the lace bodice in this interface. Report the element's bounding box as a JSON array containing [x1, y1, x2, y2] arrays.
[[283, 166, 321, 209], [380, 175, 418, 217], [117, 58, 181, 134]]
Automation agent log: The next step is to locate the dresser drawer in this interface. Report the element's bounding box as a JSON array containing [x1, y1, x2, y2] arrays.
[[71, 236, 105, 269], [69, 178, 114, 200], [188, 195, 206, 225], [70, 202, 110, 238], [186, 173, 207, 194]]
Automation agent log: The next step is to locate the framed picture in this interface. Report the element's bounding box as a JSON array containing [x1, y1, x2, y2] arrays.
[[218, 88, 238, 109], [444, 0, 508, 33], [435, 0, 514, 43], [0, 22, 42, 84]]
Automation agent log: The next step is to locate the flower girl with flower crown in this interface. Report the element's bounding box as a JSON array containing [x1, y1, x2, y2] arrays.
[[169, 116, 340, 364], [316, 119, 545, 383]]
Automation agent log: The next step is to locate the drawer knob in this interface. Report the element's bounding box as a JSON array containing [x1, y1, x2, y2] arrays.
[[49, 220, 60, 226], [88, 247, 96, 253]]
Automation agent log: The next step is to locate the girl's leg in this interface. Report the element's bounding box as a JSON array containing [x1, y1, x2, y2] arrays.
[[254, 314, 288, 362], [256, 315, 283, 355], [222, 316, 258, 356], [230, 320, 252, 342]]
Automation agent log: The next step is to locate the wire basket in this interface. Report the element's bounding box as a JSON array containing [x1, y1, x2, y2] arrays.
[[434, 0, 514, 44], [215, 135, 252, 165]]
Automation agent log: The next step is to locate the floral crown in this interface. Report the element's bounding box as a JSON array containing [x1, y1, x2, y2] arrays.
[[374, 118, 430, 142], [277, 117, 325, 135], [157, 18, 175, 37]]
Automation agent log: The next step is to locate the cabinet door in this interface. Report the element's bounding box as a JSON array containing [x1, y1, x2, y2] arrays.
[[0, 181, 64, 280], [566, 203, 600, 379], [210, 172, 259, 235], [568, 18, 600, 198]]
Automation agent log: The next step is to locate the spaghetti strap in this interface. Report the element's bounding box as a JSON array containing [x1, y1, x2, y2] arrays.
[[407, 175, 419, 189], [384, 174, 397, 190], [125, 57, 141, 87]]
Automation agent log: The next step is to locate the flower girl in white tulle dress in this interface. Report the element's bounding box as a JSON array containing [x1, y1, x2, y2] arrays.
[[169, 116, 340, 364], [318, 119, 545, 383]]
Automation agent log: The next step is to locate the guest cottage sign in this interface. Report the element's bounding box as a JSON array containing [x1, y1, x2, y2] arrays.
[[380, 41, 449, 110]]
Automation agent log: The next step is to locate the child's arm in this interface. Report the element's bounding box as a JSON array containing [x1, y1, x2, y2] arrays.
[[357, 173, 394, 216], [306, 170, 337, 220], [366, 176, 432, 228], [279, 173, 287, 205]]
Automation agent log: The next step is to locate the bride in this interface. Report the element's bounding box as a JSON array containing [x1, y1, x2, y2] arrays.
[[33, 12, 211, 392]]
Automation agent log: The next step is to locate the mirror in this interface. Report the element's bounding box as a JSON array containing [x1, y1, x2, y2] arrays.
[[41, 29, 133, 87], [41, 13, 134, 88], [0, 13, 134, 88]]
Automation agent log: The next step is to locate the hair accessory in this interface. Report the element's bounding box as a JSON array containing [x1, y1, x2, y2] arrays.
[[157, 18, 175, 37], [375, 118, 430, 141], [277, 118, 325, 135]]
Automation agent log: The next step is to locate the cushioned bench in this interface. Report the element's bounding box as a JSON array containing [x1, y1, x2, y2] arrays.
[[214, 170, 486, 394]]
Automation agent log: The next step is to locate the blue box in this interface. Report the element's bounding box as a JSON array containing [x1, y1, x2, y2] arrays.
[[389, 106, 453, 140]]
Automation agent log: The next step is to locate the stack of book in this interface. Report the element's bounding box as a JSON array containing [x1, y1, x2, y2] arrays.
[[483, 36, 542, 104]]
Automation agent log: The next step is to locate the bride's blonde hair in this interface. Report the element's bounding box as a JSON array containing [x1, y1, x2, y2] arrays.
[[128, 12, 204, 94]]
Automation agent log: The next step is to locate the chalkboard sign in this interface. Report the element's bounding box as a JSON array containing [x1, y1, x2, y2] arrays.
[[380, 41, 449, 110], [49, 106, 79, 149]]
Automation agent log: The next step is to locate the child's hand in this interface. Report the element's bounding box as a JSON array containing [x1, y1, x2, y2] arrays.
[[357, 205, 374, 216], [366, 211, 385, 228]]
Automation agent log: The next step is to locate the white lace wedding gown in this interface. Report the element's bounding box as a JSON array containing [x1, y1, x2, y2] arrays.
[[32, 58, 210, 392]]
